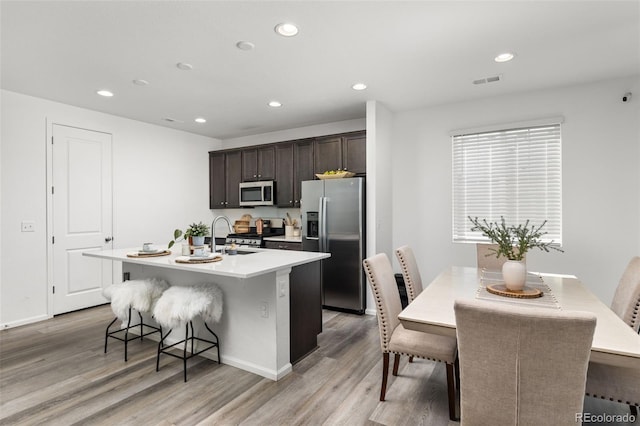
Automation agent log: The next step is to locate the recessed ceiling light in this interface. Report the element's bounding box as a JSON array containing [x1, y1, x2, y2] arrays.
[[274, 23, 299, 37], [163, 117, 184, 123], [236, 41, 255, 51], [176, 62, 193, 70], [195, 117, 207, 123], [494, 52, 515, 63], [96, 90, 114, 97], [268, 101, 282, 108], [133, 79, 149, 86], [352, 83, 367, 91]]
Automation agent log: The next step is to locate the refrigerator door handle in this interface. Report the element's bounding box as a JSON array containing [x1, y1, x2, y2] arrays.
[[320, 196, 328, 253]]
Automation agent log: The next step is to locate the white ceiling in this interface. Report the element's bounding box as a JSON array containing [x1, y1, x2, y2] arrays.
[[1, 1, 638, 140]]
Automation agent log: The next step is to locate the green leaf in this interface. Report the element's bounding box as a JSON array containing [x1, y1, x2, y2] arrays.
[[168, 240, 175, 249], [173, 229, 182, 239]]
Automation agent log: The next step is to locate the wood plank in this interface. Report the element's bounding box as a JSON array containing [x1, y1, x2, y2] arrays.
[[1, 305, 633, 425]]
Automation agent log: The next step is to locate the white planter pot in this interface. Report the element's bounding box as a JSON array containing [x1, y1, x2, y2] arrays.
[[502, 260, 526, 291], [192, 236, 205, 246]]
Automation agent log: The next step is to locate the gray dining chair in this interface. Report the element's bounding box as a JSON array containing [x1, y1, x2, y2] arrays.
[[475, 243, 506, 270], [363, 253, 458, 420], [585, 256, 640, 414], [395, 245, 423, 303], [454, 299, 596, 426]]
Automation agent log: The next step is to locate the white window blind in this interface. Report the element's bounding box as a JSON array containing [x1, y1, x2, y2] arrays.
[[452, 123, 562, 244]]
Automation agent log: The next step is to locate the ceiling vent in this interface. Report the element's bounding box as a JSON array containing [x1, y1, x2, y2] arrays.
[[163, 117, 184, 123], [473, 74, 503, 85]]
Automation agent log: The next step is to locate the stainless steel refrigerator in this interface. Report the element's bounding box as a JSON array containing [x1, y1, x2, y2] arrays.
[[301, 178, 366, 314]]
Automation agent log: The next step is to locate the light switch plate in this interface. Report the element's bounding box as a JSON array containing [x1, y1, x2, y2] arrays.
[[21, 221, 35, 232]]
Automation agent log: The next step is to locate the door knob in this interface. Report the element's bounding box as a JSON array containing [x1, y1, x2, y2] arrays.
[[105, 236, 113, 243]]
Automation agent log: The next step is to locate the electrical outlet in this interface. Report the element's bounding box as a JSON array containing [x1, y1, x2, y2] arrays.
[[260, 301, 269, 318], [21, 221, 35, 232]]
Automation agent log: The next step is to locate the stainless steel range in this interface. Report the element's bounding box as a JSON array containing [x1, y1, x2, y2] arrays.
[[225, 228, 285, 248]]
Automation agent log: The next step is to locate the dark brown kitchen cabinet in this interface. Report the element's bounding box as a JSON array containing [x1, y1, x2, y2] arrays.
[[210, 130, 365, 209], [275, 143, 294, 207], [294, 139, 314, 206], [313, 136, 342, 174], [242, 146, 275, 181], [276, 139, 314, 208], [264, 240, 302, 251], [342, 132, 367, 175], [209, 150, 242, 209]]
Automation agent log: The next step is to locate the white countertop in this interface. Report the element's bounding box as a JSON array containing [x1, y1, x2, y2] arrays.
[[263, 236, 302, 243], [84, 247, 329, 279]]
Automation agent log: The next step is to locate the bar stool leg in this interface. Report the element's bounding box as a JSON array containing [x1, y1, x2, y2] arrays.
[[124, 306, 133, 362], [183, 322, 190, 382], [204, 322, 220, 363], [104, 317, 118, 353], [138, 311, 144, 341], [157, 328, 172, 372]]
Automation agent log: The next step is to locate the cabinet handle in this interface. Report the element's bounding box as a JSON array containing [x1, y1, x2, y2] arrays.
[[220, 201, 224, 205], [258, 174, 261, 178], [253, 174, 257, 178]]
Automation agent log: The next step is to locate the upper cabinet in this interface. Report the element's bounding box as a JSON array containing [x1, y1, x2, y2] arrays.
[[313, 136, 342, 174], [210, 130, 365, 209], [313, 131, 366, 175], [342, 132, 367, 175], [209, 150, 242, 209], [275, 139, 314, 208], [275, 143, 294, 207], [242, 146, 275, 181]]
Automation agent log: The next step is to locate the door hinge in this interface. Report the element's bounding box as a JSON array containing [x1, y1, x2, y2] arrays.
[[52, 236, 55, 244], [51, 186, 54, 195], [52, 286, 55, 294], [51, 137, 54, 145]]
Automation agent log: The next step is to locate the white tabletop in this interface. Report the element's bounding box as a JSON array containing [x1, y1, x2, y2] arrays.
[[399, 266, 640, 368], [84, 247, 329, 279]]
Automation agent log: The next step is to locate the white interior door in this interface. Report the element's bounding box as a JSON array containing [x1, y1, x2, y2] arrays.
[[52, 124, 113, 314]]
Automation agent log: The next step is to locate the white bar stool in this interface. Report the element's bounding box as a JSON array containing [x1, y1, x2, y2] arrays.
[[103, 278, 169, 361], [152, 283, 223, 382]]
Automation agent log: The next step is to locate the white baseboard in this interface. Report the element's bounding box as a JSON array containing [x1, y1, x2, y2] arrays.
[[1, 314, 51, 330]]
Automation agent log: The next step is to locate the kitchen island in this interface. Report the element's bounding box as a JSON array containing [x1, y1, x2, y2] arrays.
[[84, 247, 329, 380]]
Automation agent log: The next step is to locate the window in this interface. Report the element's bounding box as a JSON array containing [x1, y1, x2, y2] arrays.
[[452, 119, 562, 244]]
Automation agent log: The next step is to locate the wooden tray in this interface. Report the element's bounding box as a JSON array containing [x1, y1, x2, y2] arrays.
[[486, 283, 543, 299], [175, 255, 223, 264], [127, 250, 171, 258], [315, 171, 355, 179]]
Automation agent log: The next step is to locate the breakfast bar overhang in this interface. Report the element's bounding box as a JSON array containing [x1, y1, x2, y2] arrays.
[[84, 248, 330, 380]]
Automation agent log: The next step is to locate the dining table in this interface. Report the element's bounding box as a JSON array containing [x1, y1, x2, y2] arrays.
[[398, 266, 640, 369]]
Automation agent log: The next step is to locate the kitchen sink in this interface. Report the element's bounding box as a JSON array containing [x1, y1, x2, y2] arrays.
[[215, 249, 256, 255]]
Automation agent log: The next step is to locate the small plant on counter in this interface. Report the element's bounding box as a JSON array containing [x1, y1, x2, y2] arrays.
[[184, 221, 210, 238], [167, 222, 211, 249], [468, 216, 563, 261]]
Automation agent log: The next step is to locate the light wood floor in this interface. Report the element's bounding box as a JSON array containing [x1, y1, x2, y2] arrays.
[[0, 306, 635, 426]]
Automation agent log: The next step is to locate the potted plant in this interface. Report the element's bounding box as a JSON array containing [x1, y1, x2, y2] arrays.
[[168, 221, 211, 251], [184, 221, 210, 247], [468, 216, 563, 290]]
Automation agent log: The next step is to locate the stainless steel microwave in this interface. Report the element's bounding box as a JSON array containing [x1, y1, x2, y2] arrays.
[[239, 181, 275, 206]]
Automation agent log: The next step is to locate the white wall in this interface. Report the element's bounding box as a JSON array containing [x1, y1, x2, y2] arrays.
[[365, 100, 394, 314], [0, 90, 220, 327], [391, 76, 640, 305]]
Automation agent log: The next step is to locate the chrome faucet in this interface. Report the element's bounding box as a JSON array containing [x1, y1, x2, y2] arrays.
[[211, 215, 233, 249]]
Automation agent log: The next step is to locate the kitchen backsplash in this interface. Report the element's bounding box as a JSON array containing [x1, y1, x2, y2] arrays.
[[210, 207, 301, 233]]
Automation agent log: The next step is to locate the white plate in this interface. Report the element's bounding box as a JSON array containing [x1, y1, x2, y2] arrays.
[[139, 249, 161, 254], [189, 253, 215, 260]]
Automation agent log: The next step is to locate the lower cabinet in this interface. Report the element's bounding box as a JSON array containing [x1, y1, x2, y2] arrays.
[[266, 240, 320, 363], [289, 260, 322, 363]]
